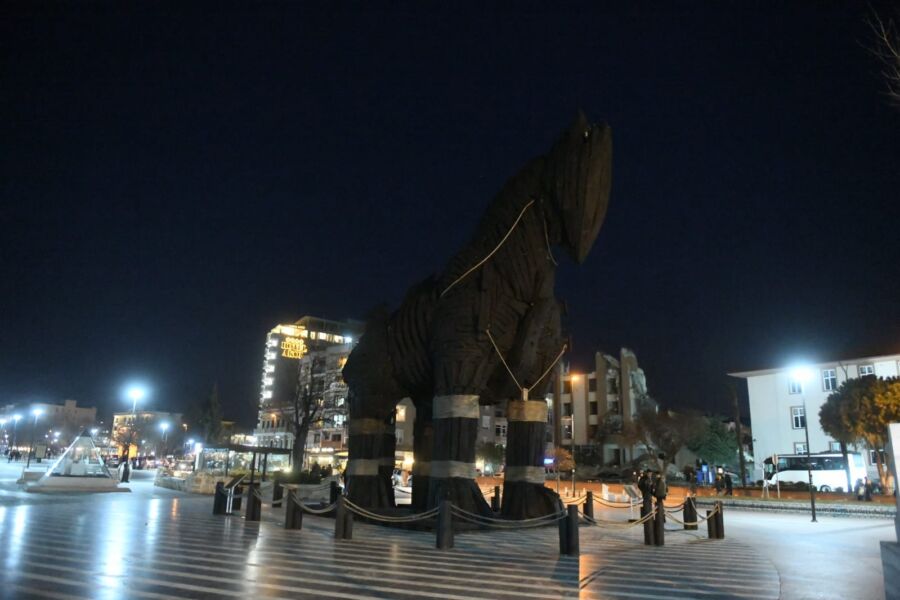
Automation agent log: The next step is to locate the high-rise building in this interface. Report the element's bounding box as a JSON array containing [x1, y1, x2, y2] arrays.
[[254, 316, 363, 468]]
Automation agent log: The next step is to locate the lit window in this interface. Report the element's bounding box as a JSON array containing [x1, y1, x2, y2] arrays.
[[396, 406, 406, 422], [858, 365, 875, 377], [336, 397, 345, 407], [264, 365, 274, 373], [262, 390, 273, 400], [263, 377, 274, 386], [333, 414, 346, 427], [822, 369, 837, 392], [794, 442, 808, 454], [495, 423, 507, 437], [788, 378, 802, 394], [267, 338, 278, 347], [791, 406, 806, 429], [828, 441, 841, 452], [481, 416, 490, 429], [265, 352, 276, 360]]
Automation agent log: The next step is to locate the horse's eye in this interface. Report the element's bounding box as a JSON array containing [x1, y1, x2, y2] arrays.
[[583, 129, 591, 140]]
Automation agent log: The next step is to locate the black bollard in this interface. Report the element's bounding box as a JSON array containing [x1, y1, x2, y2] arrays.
[[232, 485, 243, 512], [715, 501, 725, 539], [436, 500, 454, 549], [272, 482, 284, 508], [566, 505, 580, 556], [558, 505, 570, 555], [654, 500, 665, 546], [684, 497, 697, 531], [335, 496, 347, 539], [707, 509, 717, 539], [343, 504, 354, 540], [641, 505, 654, 546], [246, 485, 261, 522], [584, 491, 594, 521], [490, 486, 501, 512], [285, 490, 303, 530], [213, 482, 227, 515], [330, 480, 339, 505]]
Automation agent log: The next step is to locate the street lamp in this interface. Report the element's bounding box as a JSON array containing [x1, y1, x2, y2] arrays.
[[26, 408, 44, 468], [791, 366, 817, 523], [121, 383, 150, 483], [11, 414, 22, 457], [159, 422, 170, 456], [569, 374, 579, 496]]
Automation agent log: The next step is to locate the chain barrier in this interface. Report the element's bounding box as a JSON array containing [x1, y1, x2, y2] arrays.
[[580, 507, 657, 528], [343, 498, 441, 523], [663, 504, 718, 527], [449, 505, 567, 529], [593, 496, 640, 508], [562, 494, 588, 505]]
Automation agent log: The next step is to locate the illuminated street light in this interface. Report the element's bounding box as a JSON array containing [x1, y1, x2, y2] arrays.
[[790, 366, 817, 523], [26, 408, 44, 468], [121, 382, 150, 483]]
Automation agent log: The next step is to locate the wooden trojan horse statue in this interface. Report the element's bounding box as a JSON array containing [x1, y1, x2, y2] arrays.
[[342, 112, 612, 518]]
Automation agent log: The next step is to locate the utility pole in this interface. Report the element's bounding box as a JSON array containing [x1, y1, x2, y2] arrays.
[[731, 385, 747, 486]]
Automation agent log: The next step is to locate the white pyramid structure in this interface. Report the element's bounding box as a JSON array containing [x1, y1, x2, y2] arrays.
[[27, 430, 129, 493]]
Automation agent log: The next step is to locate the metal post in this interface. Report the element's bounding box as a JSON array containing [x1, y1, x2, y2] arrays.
[[285, 489, 303, 530], [26, 415, 38, 468], [558, 503, 569, 555], [802, 397, 818, 522], [654, 498, 665, 546], [246, 484, 261, 522], [213, 482, 227, 515], [641, 505, 652, 545], [707, 509, 717, 539], [335, 496, 346, 539], [272, 481, 284, 508], [684, 497, 698, 531], [566, 504, 580, 556], [715, 501, 725, 539], [436, 500, 454, 549], [330, 480, 339, 505], [342, 503, 354, 540], [584, 490, 594, 520]]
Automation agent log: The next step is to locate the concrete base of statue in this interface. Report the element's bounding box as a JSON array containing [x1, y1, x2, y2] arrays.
[[882, 541, 900, 600]]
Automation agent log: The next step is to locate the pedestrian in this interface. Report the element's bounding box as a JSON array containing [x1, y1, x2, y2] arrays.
[[715, 475, 725, 496], [855, 478, 865, 501], [724, 473, 733, 496], [864, 477, 873, 502]]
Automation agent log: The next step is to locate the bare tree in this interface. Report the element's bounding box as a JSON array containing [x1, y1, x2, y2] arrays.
[[866, 8, 900, 108], [278, 354, 328, 471]]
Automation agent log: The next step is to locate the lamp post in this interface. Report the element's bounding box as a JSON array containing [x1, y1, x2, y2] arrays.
[[791, 367, 817, 523], [159, 422, 170, 457], [0, 419, 6, 454], [26, 408, 44, 468], [569, 374, 579, 497], [11, 414, 22, 458], [122, 384, 149, 483]]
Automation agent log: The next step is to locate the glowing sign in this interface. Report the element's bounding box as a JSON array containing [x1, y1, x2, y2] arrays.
[[281, 336, 307, 359]]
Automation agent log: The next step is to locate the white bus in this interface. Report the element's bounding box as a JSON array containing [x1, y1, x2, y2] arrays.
[[763, 452, 867, 492]]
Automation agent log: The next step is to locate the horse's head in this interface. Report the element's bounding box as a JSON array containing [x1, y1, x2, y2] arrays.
[[542, 111, 612, 264]]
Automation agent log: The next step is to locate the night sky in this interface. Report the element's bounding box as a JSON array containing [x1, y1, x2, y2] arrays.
[[2, 2, 899, 427]]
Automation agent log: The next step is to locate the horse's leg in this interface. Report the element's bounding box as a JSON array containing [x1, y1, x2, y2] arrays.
[[410, 394, 433, 511], [343, 314, 403, 509]]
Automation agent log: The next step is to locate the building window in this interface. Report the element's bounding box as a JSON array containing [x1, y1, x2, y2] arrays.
[[589, 424, 598, 438], [608, 378, 619, 394], [788, 378, 802, 394], [791, 406, 806, 429], [589, 401, 598, 415], [396, 429, 404, 444], [330, 433, 342, 442], [562, 403, 572, 417], [794, 442, 808, 454], [870, 449, 885, 465], [495, 423, 507, 437], [481, 416, 490, 429], [822, 369, 837, 392], [396, 406, 406, 422], [563, 380, 572, 394], [858, 365, 875, 377], [333, 414, 346, 427], [563, 423, 572, 440], [828, 441, 841, 452], [589, 378, 597, 392], [608, 400, 620, 415]]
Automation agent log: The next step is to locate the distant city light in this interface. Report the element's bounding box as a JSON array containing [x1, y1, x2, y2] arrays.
[[31, 407, 44, 417], [159, 422, 170, 432], [12, 414, 22, 422]]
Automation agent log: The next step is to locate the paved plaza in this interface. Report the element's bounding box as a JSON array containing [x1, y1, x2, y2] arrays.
[[0, 465, 893, 599]]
